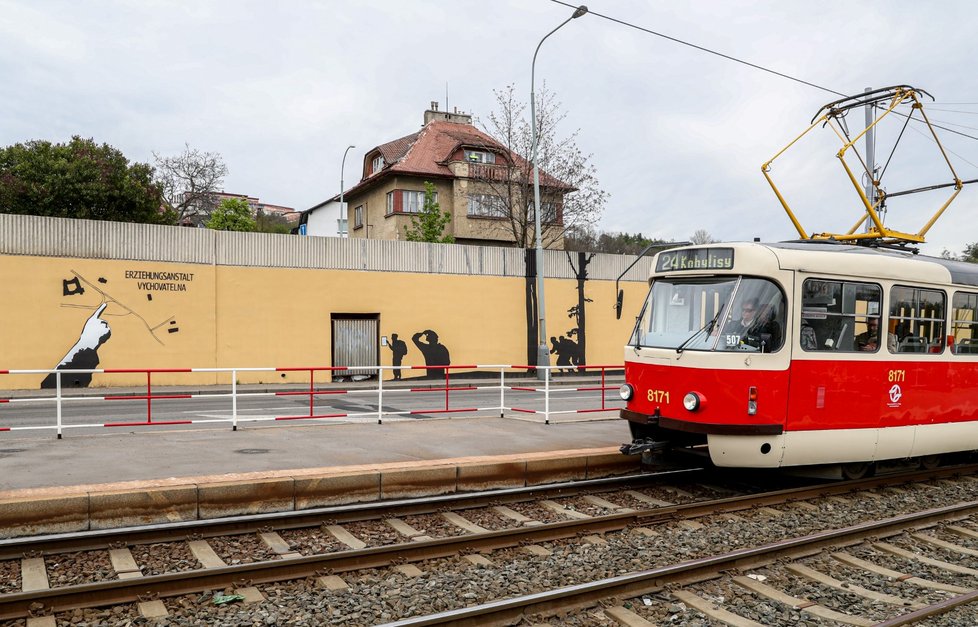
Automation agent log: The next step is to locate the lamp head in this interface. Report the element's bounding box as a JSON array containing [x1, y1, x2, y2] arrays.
[[572, 5, 588, 18]]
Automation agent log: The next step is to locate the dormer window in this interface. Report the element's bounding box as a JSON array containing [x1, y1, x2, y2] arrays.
[[371, 155, 385, 174], [464, 150, 495, 164]]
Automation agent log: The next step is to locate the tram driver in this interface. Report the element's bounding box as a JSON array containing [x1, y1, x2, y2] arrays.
[[731, 298, 781, 352]]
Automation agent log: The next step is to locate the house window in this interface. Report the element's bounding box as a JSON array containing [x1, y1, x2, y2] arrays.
[[353, 205, 364, 229], [464, 149, 495, 164], [386, 189, 433, 215], [541, 202, 561, 224], [403, 190, 427, 213], [371, 155, 385, 174], [468, 194, 508, 218], [529, 202, 562, 224]]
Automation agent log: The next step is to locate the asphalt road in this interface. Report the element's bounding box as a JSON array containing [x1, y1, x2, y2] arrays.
[[0, 385, 624, 437]]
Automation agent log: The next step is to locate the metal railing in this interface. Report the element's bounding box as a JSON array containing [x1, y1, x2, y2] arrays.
[[0, 364, 624, 438]]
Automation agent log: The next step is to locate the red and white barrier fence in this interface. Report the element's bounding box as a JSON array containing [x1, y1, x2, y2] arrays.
[[0, 364, 624, 437]]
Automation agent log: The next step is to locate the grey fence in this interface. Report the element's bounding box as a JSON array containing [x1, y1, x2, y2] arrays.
[[0, 213, 652, 281]]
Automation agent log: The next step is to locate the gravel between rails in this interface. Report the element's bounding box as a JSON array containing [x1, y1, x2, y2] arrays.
[[278, 527, 345, 556], [0, 559, 20, 594], [39, 475, 978, 625], [207, 533, 276, 565], [46, 550, 114, 587], [135, 541, 202, 576]]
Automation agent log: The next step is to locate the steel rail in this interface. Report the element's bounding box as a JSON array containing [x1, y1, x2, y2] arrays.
[[1, 464, 974, 620], [875, 589, 978, 626], [0, 468, 703, 561], [381, 500, 978, 626]]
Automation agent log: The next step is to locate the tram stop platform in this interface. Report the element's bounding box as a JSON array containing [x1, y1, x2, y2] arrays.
[[0, 377, 637, 538]]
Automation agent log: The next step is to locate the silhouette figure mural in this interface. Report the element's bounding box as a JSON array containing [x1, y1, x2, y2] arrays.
[[388, 333, 408, 380], [42, 303, 112, 388], [549, 334, 580, 374], [412, 329, 450, 378]]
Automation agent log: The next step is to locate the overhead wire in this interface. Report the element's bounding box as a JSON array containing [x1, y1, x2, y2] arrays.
[[548, 0, 847, 98], [544, 0, 978, 217], [928, 108, 978, 115], [546, 1, 978, 143]]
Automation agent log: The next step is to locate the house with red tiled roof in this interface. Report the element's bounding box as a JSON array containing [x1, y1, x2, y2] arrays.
[[302, 103, 572, 247]]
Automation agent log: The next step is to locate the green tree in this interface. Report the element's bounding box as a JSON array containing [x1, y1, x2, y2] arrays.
[[964, 242, 978, 263], [206, 197, 255, 231], [565, 227, 672, 255], [254, 209, 294, 234], [941, 243, 978, 263], [404, 182, 454, 243], [0, 136, 169, 224]]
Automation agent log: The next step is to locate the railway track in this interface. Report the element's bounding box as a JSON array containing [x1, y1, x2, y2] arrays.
[[2, 464, 977, 625]]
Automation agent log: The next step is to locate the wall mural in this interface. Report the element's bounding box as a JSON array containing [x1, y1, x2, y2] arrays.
[[524, 250, 594, 375], [549, 333, 580, 374], [411, 329, 451, 378], [387, 333, 408, 380], [523, 249, 539, 367], [565, 251, 594, 373], [42, 269, 187, 388]]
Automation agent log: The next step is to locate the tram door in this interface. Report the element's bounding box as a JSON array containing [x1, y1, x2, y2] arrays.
[[331, 315, 379, 381]]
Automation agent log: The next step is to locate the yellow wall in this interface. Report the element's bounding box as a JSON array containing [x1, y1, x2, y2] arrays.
[[0, 253, 647, 389]]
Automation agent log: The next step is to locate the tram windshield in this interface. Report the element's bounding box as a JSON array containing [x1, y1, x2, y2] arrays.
[[629, 276, 786, 353]]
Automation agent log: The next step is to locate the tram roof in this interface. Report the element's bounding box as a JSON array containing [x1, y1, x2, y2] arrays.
[[762, 240, 978, 288]]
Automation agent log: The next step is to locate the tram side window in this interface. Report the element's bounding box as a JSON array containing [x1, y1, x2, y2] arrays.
[[800, 279, 882, 352], [951, 292, 978, 355], [888, 286, 946, 354]]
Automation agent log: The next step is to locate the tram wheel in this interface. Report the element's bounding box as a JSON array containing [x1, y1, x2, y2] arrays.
[[841, 462, 874, 480], [919, 455, 941, 470]]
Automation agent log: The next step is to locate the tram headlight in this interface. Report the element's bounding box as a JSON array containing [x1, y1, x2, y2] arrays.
[[683, 392, 704, 412], [618, 384, 634, 401]]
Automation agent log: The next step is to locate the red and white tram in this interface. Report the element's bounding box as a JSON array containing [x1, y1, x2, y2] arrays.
[[618, 241, 978, 476]]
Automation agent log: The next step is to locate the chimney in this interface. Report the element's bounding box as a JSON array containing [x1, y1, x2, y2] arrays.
[[423, 101, 473, 126]]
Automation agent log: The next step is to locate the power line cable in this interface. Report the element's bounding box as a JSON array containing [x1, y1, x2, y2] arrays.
[[544, 0, 978, 181], [921, 117, 978, 133], [548, 0, 846, 98], [548, 1, 978, 144], [927, 107, 978, 115]]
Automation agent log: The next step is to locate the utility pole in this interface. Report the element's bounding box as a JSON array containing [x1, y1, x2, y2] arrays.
[[864, 87, 876, 232]]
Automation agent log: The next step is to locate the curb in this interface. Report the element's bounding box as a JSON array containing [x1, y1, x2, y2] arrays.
[[0, 447, 640, 539]]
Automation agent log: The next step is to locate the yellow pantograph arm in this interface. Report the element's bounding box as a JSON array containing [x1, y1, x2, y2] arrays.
[[761, 116, 829, 240]]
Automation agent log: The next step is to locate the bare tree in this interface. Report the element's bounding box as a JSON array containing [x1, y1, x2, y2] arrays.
[[153, 144, 228, 226], [476, 83, 607, 248], [689, 229, 717, 245]]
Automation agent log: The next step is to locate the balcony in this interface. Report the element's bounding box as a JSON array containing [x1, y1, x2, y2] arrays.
[[467, 163, 511, 182]]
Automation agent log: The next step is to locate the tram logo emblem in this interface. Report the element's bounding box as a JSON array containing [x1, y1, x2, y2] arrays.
[[888, 384, 903, 407]]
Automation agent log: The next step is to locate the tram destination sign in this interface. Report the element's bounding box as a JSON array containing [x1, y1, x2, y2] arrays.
[[656, 248, 734, 272]]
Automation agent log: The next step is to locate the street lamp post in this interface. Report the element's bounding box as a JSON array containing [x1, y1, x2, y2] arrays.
[[340, 145, 355, 237], [531, 5, 587, 380]]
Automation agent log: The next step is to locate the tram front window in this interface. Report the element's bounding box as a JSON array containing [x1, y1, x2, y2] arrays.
[[629, 277, 786, 352]]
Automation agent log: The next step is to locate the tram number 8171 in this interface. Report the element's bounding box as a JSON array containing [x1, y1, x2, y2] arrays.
[[647, 390, 670, 403]]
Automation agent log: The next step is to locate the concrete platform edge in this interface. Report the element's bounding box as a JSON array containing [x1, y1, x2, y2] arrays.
[[0, 446, 639, 538]]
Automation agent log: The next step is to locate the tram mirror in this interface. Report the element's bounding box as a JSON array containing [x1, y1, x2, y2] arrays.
[[615, 289, 624, 320]]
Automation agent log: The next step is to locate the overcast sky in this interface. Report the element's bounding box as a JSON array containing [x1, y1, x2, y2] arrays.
[[3, 1, 977, 256]]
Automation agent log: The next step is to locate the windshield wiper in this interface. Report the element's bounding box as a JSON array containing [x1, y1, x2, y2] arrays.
[[676, 311, 722, 355]]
